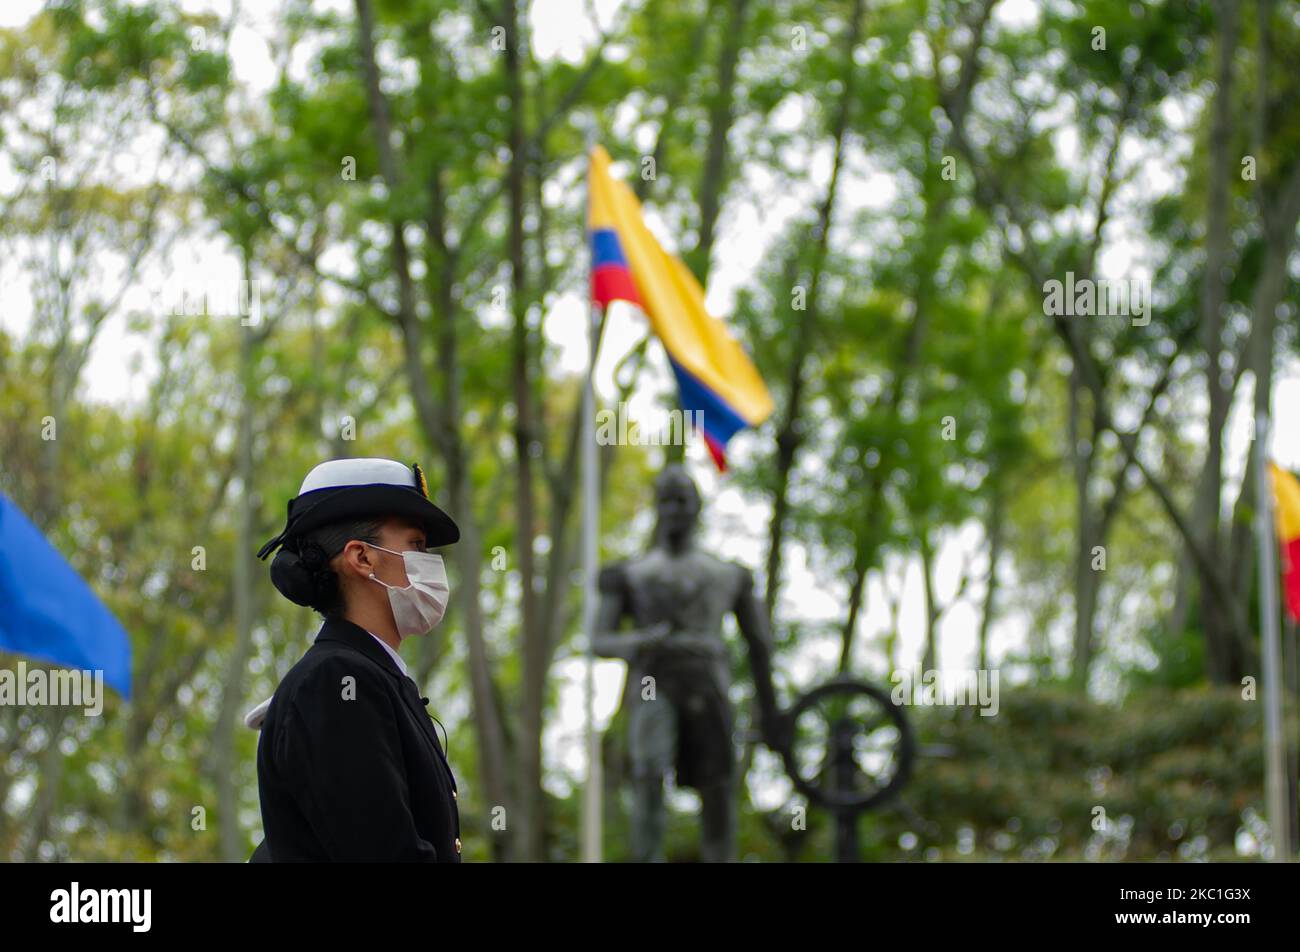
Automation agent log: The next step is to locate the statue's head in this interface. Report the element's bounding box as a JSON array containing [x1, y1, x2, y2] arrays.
[[653, 464, 701, 540]]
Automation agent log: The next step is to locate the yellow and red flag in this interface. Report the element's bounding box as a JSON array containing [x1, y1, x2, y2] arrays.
[[587, 145, 772, 469], [1269, 462, 1300, 620]]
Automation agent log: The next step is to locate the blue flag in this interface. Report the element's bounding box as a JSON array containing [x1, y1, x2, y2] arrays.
[[0, 493, 132, 698]]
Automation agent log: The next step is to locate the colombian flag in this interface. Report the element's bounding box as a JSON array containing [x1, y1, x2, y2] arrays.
[[1270, 462, 1300, 621], [588, 145, 772, 470]]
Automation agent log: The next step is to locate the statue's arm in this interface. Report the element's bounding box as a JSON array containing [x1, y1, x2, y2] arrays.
[[591, 564, 669, 661], [733, 567, 787, 750]]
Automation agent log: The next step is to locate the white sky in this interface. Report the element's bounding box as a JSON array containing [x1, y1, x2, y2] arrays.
[[3, 0, 1299, 801]]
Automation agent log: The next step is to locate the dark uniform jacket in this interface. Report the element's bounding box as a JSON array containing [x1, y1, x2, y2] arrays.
[[252, 617, 461, 862]]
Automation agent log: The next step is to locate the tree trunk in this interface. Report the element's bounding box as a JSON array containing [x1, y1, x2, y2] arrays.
[[978, 488, 1004, 673], [1192, 0, 1239, 684], [838, 558, 867, 672], [1069, 361, 1100, 689], [684, 0, 751, 285], [764, 0, 864, 620], [920, 533, 938, 673], [502, 0, 546, 863], [428, 168, 513, 860], [211, 248, 257, 861]]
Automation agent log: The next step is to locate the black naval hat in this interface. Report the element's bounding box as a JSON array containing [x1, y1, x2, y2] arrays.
[[256, 457, 459, 562]]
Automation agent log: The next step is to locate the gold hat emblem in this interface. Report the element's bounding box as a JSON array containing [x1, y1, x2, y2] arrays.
[[412, 462, 429, 499]]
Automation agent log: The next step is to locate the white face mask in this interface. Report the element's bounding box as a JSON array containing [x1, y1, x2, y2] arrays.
[[367, 544, 450, 637]]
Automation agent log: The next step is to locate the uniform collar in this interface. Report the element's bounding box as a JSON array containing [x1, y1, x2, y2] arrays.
[[315, 616, 408, 681], [366, 630, 409, 678]]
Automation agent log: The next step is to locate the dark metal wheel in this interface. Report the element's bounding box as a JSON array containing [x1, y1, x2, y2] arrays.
[[776, 676, 914, 812]]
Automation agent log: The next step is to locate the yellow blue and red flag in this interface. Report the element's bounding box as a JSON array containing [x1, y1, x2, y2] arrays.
[[1269, 462, 1300, 621], [588, 145, 772, 469]]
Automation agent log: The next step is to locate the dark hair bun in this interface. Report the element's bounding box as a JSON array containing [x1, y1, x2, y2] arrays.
[[266, 535, 356, 616], [269, 549, 315, 606], [270, 543, 336, 609]]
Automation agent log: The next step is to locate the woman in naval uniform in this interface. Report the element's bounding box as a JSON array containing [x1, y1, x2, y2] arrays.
[[248, 457, 463, 863]]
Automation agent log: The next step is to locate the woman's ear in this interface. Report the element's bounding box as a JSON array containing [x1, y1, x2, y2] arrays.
[[336, 539, 375, 580]]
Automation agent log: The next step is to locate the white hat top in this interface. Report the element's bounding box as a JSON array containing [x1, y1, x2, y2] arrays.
[[298, 458, 416, 495]]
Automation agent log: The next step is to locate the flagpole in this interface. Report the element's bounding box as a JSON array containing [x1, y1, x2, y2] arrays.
[[1287, 612, 1300, 856], [1254, 411, 1292, 860], [581, 144, 604, 864]]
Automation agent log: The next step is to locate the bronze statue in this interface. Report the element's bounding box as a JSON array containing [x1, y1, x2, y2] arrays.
[[594, 465, 780, 862]]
